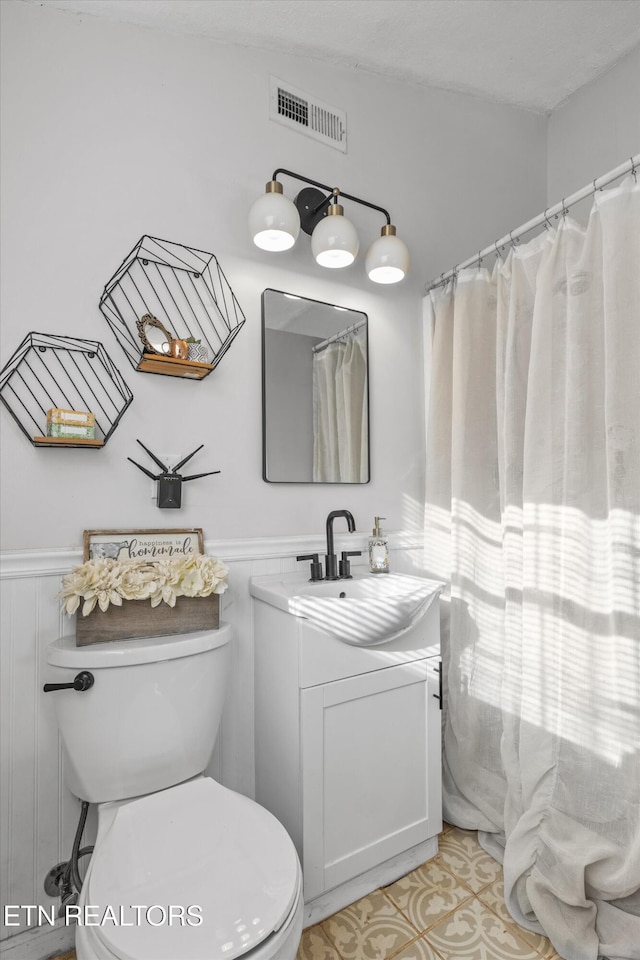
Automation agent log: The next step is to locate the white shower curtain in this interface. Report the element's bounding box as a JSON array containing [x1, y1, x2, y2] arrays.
[[425, 177, 640, 960], [313, 328, 368, 482]]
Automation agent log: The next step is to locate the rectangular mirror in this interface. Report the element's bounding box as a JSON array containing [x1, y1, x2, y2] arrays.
[[262, 289, 369, 483]]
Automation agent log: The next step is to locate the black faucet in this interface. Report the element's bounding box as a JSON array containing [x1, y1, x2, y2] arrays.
[[325, 510, 357, 580]]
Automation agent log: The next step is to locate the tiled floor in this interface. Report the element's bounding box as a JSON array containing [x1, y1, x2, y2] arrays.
[[51, 824, 562, 960], [297, 824, 563, 960]]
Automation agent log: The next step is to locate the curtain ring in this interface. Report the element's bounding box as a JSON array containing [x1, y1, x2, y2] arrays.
[[561, 199, 567, 221], [494, 240, 502, 260], [543, 208, 552, 230], [509, 230, 520, 247], [631, 157, 638, 183]]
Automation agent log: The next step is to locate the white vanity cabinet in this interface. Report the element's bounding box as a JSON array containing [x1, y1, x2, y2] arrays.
[[251, 572, 443, 924], [301, 655, 442, 901]]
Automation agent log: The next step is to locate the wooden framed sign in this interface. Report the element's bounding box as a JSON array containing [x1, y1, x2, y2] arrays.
[[83, 528, 204, 562]]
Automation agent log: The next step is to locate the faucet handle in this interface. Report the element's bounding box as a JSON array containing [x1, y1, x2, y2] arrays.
[[339, 550, 362, 579], [296, 554, 324, 582]]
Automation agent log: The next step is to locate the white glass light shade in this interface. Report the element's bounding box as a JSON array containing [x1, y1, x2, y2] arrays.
[[249, 185, 300, 252], [365, 227, 410, 284], [311, 206, 359, 268]]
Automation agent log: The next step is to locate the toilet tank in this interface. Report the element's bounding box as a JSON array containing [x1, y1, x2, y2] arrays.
[[45, 626, 232, 803]]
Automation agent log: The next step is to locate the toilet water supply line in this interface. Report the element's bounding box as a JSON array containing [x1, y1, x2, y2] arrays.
[[56, 800, 94, 914]]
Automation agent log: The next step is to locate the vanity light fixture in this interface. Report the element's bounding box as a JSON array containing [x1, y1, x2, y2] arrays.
[[311, 197, 359, 269], [249, 168, 409, 284], [248, 180, 300, 251]]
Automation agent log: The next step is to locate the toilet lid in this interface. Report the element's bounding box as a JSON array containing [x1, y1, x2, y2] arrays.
[[86, 778, 300, 960]]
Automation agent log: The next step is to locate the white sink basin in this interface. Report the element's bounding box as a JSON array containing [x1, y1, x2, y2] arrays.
[[250, 570, 443, 646]]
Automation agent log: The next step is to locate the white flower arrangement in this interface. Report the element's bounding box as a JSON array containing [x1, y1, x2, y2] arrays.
[[60, 554, 229, 617]]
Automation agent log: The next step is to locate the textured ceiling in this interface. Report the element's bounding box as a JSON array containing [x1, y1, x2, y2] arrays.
[[22, 0, 640, 113]]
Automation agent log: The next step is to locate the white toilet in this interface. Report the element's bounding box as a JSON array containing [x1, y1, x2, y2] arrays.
[[45, 624, 303, 960]]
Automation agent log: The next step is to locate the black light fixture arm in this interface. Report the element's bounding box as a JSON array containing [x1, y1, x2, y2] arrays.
[[271, 168, 392, 225]]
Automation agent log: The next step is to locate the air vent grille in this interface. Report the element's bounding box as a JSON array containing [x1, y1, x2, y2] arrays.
[[278, 88, 308, 126], [270, 76, 347, 153]]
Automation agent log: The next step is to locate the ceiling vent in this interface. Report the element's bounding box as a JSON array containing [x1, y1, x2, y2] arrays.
[[269, 76, 347, 153]]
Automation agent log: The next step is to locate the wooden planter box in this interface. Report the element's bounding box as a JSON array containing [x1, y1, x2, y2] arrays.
[[75, 594, 220, 646]]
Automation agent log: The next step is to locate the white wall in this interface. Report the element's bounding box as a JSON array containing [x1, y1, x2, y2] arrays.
[[0, 0, 547, 553], [547, 45, 640, 206], [0, 1, 553, 950]]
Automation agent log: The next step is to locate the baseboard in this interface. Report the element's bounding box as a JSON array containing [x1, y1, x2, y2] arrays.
[[302, 836, 439, 927]]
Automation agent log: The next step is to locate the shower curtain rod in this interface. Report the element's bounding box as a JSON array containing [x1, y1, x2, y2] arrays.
[[425, 153, 639, 293], [313, 318, 366, 353]]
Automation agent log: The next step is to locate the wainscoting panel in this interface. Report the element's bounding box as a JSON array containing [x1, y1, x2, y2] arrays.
[[0, 568, 79, 927], [0, 534, 427, 947]]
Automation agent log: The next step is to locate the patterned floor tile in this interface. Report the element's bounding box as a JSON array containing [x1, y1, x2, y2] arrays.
[[297, 923, 343, 960], [422, 897, 542, 960], [436, 827, 502, 893], [322, 889, 419, 960], [478, 879, 559, 958], [384, 858, 473, 932], [388, 935, 444, 960]]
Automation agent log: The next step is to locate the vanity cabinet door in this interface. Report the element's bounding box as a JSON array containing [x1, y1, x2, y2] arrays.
[[301, 658, 441, 901]]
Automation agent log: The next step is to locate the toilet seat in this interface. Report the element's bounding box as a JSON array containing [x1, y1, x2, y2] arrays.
[[82, 778, 301, 960]]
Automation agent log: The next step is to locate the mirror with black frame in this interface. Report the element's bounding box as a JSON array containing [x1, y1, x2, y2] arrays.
[[262, 289, 369, 483]]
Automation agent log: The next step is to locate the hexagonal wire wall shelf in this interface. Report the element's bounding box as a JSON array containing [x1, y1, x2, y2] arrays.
[[0, 333, 133, 447], [99, 236, 247, 380]]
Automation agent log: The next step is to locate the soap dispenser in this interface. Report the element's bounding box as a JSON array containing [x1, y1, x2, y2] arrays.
[[369, 517, 390, 574]]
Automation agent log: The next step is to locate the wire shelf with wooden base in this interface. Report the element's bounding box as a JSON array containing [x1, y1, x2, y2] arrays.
[[99, 236, 246, 380], [0, 333, 133, 448]]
